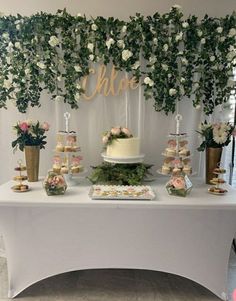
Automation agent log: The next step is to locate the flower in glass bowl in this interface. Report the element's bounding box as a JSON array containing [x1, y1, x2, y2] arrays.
[[166, 174, 192, 197], [102, 126, 133, 148], [43, 171, 67, 196]]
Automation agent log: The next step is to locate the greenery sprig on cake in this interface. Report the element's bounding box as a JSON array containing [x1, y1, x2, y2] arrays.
[[88, 162, 152, 185], [0, 6, 235, 115], [102, 127, 133, 148]]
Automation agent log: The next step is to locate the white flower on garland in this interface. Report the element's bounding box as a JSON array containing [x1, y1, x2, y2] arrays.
[[14, 42, 21, 50], [216, 27, 223, 34], [197, 30, 203, 37], [122, 49, 132, 61], [144, 77, 154, 87], [76, 83, 81, 89], [2, 32, 9, 40], [181, 57, 188, 65], [210, 55, 215, 62], [193, 82, 200, 90], [153, 38, 158, 45], [180, 86, 185, 95], [74, 65, 82, 72], [75, 93, 80, 101], [87, 43, 94, 52], [48, 36, 60, 47], [6, 42, 13, 53], [228, 28, 236, 37], [55, 95, 64, 102], [132, 61, 140, 70], [3, 79, 12, 90], [219, 36, 226, 42], [195, 104, 201, 110], [25, 68, 31, 75], [106, 38, 115, 49], [172, 4, 181, 9], [16, 24, 21, 30], [149, 56, 157, 64], [227, 49, 236, 61], [169, 88, 177, 96], [89, 54, 94, 61], [121, 25, 127, 33], [163, 44, 168, 51], [117, 39, 125, 49], [91, 23, 98, 31], [200, 38, 206, 44], [182, 22, 189, 28], [77, 13, 82, 17], [180, 77, 185, 83], [37, 61, 46, 70], [57, 75, 62, 82], [161, 64, 168, 71], [175, 32, 183, 42]]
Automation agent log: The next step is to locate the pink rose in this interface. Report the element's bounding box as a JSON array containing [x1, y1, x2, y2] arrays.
[[171, 177, 185, 189], [19, 122, 29, 132], [42, 122, 50, 131], [111, 127, 121, 136], [121, 127, 131, 137], [102, 135, 109, 144]]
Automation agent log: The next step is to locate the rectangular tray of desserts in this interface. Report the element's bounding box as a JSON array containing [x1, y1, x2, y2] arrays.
[[89, 185, 156, 200]]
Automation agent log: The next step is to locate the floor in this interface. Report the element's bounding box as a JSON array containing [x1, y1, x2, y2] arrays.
[[0, 248, 235, 301]]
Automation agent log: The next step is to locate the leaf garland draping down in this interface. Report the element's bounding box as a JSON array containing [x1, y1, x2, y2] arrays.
[[0, 6, 235, 115]]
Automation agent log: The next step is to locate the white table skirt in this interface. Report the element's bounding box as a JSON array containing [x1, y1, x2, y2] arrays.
[[0, 178, 236, 300]]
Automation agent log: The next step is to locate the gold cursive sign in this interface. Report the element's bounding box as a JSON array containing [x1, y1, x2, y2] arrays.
[[82, 65, 139, 100]]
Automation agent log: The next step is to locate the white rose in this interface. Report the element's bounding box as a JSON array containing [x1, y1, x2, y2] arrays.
[[48, 35, 60, 47], [37, 62, 46, 69], [163, 44, 168, 52], [168, 73, 172, 78], [161, 64, 168, 71], [181, 58, 188, 65], [122, 49, 133, 61], [102, 135, 109, 144], [76, 83, 81, 89], [227, 51, 235, 61], [172, 4, 181, 9], [194, 83, 200, 90], [77, 13, 82, 17], [25, 68, 30, 75], [117, 39, 125, 49], [149, 56, 157, 64], [87, 43, 94, 52], [122, 25, 127, 33], [3, 79, 12, 90], [228, 28, 236, 37], [210, 55, 215, 62], [195, 104, 201, 110], [16, 24, 21, 30], [144, 77, 154, 87], [106, 38, 115, 49], [55, 95, 64, 102], [200, 38, 206, 44], [180, 77, 185, 83], [89, 54, 94, 61], [6, 56, 11, 64], [132, 61, 140, 70], [75, 93, 80, 101], [57, 76, 62, 82], [2, 32, 9, 39], [182, 22, 189, 28], [91, 23, 98, 31], [111, 127, 121, 135], [6, 42, 13, 53], [197, 30, 203, 37], [169, 88, 177, 96], [175, 32, 183, 42], [153, 38, 158, 45], [14, 42, 21, 49], [219, 36, 226, 42], [74, 65, 82, 72], [216, 27, 223, 34]]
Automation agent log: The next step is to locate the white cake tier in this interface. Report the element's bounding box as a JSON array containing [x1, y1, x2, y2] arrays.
[[106, 137, 140, 158]]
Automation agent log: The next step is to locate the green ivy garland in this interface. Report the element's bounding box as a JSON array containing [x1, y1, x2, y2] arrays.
[[0, 6, 235, 115]]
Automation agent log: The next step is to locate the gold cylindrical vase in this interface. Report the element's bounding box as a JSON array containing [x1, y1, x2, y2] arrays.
[[205, 147, 222, 184], [25, 145, 40, 182]]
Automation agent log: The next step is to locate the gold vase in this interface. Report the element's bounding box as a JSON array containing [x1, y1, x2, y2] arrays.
[[24, 145, 40, 182], [205, 147, 222, 184]]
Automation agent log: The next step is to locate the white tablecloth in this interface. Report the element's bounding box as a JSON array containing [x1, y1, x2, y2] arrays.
[[0, 178, 236, 300]]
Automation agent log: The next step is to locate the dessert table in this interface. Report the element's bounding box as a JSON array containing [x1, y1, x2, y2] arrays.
[[0, 178, 236, 300]]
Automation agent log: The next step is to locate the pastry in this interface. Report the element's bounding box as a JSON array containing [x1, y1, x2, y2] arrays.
[[165, 148, 176, 156], [179, 149, 190, 156], [14, 166, 27, 171], [71, 165, 81, 174], [183, 166, 192, 175], [162, 165, 171, 174], [61, 166, 69, 174], [213, 168, 226, 174], [13, 175, 27, 181], [56, 144, 64, 152], [64, 145, 73, 152]]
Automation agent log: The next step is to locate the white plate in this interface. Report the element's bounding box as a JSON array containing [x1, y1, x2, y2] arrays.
[[101, 153, 145, 164]]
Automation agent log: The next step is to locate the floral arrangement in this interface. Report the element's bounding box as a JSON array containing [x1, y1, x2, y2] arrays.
[[0, 6, 235, 115], [166, 174, 192, 197], [43, 171, 67, 195], [197, 121, 235, 151], [102, 127, 132, 147], [12, 120, 50, 151]]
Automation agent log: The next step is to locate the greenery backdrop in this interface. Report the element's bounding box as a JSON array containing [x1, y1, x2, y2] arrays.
[[0, 5, 235, 115]]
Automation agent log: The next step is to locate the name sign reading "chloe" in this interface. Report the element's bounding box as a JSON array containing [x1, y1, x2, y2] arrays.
[[81, 65, 139, 100]]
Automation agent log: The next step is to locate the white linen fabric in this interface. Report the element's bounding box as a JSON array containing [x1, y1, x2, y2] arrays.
[[0, 67, 204, 183]]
